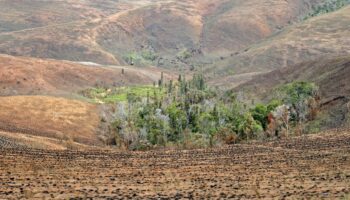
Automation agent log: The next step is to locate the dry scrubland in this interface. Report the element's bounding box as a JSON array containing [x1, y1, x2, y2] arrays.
[[0, 130, 349, 199]]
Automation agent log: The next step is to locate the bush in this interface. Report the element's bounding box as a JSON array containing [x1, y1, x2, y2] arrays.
[[215, 127, 238, 145], [177, 48, 192, 60], [141, 50, 157, 61]]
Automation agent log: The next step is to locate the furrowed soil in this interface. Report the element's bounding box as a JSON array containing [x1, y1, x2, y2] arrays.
[[0, 130, 349, 199]]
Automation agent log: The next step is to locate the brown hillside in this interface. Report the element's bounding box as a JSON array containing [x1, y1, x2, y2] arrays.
[[0, 96, 102, 145], [235, 56, 350, 128], [200, 0, 324, 54], [237, 56, 350, 100], [210, 5, 350, 87], [0, 0, 323, 66], [0, 54, 166, 96]]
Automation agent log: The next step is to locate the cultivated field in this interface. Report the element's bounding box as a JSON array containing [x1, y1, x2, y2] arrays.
[[0, 130, 349, 199]]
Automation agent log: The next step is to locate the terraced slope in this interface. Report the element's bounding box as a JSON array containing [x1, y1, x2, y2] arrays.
[[210, 5, 350, 87], [0, 129, 349, 199]]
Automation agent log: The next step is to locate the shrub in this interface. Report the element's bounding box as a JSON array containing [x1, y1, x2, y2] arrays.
[[176, 48, 192, 60], [141, 50, 157, 61]]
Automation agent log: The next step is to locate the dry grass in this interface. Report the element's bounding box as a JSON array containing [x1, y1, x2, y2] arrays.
[[210, 5, 350, 87], [0, 96, 102, 145], [0, 131, 94, 150], [0, 0, 323, 67], [0, 54, 170, 96]]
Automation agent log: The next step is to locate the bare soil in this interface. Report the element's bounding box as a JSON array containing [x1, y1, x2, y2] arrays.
[[0, 130, 349, 199]]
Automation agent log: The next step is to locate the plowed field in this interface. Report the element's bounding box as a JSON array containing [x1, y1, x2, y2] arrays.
[[0, 131, 349, 199]]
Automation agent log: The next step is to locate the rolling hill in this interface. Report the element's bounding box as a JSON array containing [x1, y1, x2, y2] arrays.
[[0, 0, 349, 143], [0, 2, 349, 198], [0, 54, 172, 96], [0, 0, 325, 67], [210, 5, 350, 88]]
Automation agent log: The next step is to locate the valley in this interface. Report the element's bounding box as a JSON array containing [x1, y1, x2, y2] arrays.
[[0, 0, 349, 199]]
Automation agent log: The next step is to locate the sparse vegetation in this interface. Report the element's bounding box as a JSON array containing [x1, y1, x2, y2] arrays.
[[83, 86, 165, 103], [176, 48, 192, 61], [304, 0, 350, 19], [123, 51, 158, 66], [141, 50, 157, 61]]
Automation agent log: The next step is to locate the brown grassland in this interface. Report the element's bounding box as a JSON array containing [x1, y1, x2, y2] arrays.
[[0, 96, 102, 146], [0, 54, 171, 96]]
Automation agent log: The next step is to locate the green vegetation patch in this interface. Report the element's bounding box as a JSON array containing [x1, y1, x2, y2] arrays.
[[304, 0, 350, 20], [123, 50, 158, 67], [84, 76, 322, 151], [83, 85, 165, 103]]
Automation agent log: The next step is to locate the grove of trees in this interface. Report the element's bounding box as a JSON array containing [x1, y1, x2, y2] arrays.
[[107, 74, 320, 150]]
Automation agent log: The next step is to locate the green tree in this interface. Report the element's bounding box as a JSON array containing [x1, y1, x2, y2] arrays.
[[251, 104, 268, 130], [279, 81, 318, 123], [166, 103, 187, 141], [198, 112, 217, 146]]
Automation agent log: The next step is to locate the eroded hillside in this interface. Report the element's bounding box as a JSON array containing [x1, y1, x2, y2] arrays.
[[210, 5, 350, 88], [0, 0, 324, 67]]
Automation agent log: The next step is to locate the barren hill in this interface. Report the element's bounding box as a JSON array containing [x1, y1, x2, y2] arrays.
[[210, 5, 350, 88], [0, 0, 324, 66], [0, 54, 169, 96], [0, 96, 102, 146]]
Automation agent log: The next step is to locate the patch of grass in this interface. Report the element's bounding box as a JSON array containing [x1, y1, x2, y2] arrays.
[[84, 85, 165, 103], [0, 34, 15, 43]]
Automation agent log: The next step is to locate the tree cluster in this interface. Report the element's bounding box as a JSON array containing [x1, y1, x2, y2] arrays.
[[110, 74, 320, 150]]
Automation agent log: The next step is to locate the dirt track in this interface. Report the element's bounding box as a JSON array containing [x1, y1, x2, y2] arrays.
[[0, 131, 349, 199]]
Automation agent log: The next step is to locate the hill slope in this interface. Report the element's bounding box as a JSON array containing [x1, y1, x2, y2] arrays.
[[210, 5, 350, 88], [0, 0, 324, 66], [236, 56, 350, 129], [0, 54, 167, 96], [0, 96, 102, 145]]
